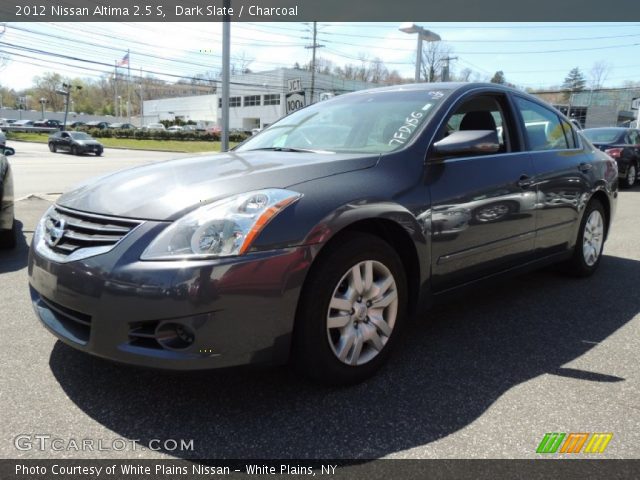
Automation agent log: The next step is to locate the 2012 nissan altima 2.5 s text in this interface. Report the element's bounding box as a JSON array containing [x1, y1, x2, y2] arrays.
[[28, 83, 618, 385]]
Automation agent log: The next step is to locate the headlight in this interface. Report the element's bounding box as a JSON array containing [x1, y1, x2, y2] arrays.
[[141, 189, 302, 260]]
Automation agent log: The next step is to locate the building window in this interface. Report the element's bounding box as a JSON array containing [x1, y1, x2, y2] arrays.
[[263, 94, 280, 106], [244, 95, 261, 107], [220, 97, 241, 108]]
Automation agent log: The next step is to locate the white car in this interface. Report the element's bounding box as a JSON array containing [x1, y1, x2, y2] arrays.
[[167, 126, 183, 133], [145, 123, 166, 131]]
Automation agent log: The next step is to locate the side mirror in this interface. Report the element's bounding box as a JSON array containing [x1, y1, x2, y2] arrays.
[[432, 130, 500, 158], [2, 147, 15, 156]]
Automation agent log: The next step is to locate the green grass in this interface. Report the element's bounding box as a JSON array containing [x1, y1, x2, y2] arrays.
[[6, 132, 238, 153]]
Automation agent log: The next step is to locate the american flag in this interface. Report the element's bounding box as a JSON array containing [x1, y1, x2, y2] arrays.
[[117, 53, 129, 67]]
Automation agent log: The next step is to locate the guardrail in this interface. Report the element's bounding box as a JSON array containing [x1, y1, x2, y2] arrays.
[[1, 126, 59, 133]]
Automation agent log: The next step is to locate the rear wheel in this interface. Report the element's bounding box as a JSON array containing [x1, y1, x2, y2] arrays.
[[95, 148, 103, 156], [624, 163, 637, 188], [292, 233, 408, 385], [563, 199, 606, 277], [71, 145, 78, 156], [48, 143, 56, 153]]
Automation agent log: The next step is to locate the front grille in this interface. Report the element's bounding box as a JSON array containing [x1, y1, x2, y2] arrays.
[[44, 205, 141, 257]]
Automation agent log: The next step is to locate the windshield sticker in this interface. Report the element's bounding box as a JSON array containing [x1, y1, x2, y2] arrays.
[[389, 111, 424, 146], [428, 91, 444, 99], [422, 103, 433, 111]]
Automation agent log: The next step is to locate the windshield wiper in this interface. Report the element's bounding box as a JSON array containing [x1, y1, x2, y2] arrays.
[[245, 147, 334, 154]]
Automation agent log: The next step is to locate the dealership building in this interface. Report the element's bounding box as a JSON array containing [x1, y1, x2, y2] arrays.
[[142, 68, 374, 130]]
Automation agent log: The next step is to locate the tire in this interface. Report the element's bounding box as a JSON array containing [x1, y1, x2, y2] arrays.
[[71, 145, 78, 156], [95, 149, 103, 156], [48, 143, 56, 153], [292, 232, 408, 385], [0, 220, 17, 249], [623, 162, 637, 188], [562, 199, 606, 277]]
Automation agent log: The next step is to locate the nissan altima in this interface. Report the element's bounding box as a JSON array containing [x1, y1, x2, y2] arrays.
[[28, 83, 618, 384]]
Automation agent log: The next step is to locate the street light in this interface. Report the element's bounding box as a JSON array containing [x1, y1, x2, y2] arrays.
[[39, 97, 47, 120], [56, 83, 82, 130], [399, 23, 441, 83]]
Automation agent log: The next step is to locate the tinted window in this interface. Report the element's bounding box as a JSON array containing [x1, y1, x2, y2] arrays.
[[515, 97, 568, 151], [582, 128, 625, 144]]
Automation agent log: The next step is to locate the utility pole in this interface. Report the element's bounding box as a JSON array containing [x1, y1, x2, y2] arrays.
[[441, 56, 458, 82], [305, 22, 324, 105], [114, 60, 118, 117], [221, 0, 230, 151]]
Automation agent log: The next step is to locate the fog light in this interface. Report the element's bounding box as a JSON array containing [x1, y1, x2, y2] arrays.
[[155, 322, 195, 351]]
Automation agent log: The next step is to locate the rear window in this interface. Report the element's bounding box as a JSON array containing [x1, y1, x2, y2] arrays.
[[582, 129, 624, 144]]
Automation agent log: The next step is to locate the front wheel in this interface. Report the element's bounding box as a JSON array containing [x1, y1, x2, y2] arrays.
[[95, 149, 103, 156], [292, 233, 408, 385], [563, 199, 606, 277], [71, 145, 78, 156], [48, 143, 56, 153]]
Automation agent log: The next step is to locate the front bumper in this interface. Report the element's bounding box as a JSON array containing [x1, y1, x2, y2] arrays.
[[28, 221, 313, 370]]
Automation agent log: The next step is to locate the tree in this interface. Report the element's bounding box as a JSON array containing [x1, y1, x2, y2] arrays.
[[421, 42, 453, 82], [589, 61, 611, 90], [562, 67, 586, 93], [490, 71, 506, 84]]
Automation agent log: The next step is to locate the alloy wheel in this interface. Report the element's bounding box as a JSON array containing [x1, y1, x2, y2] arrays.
[[627, 164, 637, 187]]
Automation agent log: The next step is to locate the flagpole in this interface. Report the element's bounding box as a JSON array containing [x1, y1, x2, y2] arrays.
[[127, 49, 132, 125], [114, 60, 118, 117]]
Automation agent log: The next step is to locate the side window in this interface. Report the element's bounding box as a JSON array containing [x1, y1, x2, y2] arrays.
[[440, 95, 510, 153], [515, 97, 569, 151], [560, 118, 577, 149], [627, 130, 639, 145]]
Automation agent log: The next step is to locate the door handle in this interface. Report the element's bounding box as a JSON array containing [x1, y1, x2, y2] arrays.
[[579, 162, 593, 172], [517, 174, 534, 189]]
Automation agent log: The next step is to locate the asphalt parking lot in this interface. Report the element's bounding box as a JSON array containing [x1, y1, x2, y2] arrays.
[[1, 143, 639, 460]]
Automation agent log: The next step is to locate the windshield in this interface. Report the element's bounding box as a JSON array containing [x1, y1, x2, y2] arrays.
[[582, 129, 624, 144], [236, 88, 450, 154], [70, 132, 92, 140]]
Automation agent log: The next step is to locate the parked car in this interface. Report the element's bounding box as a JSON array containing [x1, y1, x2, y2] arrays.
[[83, 121, 110, 130], [33, 119, 61, 128], [0, 144, 15, 248], [183, 125, 197, 132], [28, 83, 618, 385], [167, 125, 184, 133], [11, 119, 34, 130], [144, 123, 166, 131], [205, 125, 221, 135], [582, 127, 640, 187], [48, 131, 103, 156], [108, 123, 137, 129], [69, 121, 86, 129]]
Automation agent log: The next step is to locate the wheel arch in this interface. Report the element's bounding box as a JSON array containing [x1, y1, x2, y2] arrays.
[[303, 207, 429, 316]]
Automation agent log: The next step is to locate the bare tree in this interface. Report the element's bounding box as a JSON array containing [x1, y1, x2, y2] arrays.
[[421, 42, 454, 82], [589, 60, 611, 90]]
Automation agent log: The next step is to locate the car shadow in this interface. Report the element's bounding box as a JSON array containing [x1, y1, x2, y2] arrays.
[[48, 255, 639, 459], [0, 220, 29, 274]]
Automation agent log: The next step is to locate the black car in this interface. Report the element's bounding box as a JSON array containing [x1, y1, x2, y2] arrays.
[[108, 122, 137, 129], [48, 131, 103, 156], [28, 83, 618, 385], [582, 127, 640, 187], [0, 146, 16, 248], [33, 119, 61, 128], [83, 121, 110, 130]]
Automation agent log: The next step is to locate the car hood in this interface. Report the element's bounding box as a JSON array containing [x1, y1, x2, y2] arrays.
[[57, 150, 379, 220]]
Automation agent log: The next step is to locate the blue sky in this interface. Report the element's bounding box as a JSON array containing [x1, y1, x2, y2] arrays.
[[2, 22, 640, 90]]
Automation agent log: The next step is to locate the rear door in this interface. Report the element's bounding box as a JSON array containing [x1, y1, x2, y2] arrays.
[[512, 96, 592, 254], [427, 92, 537, 290]]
